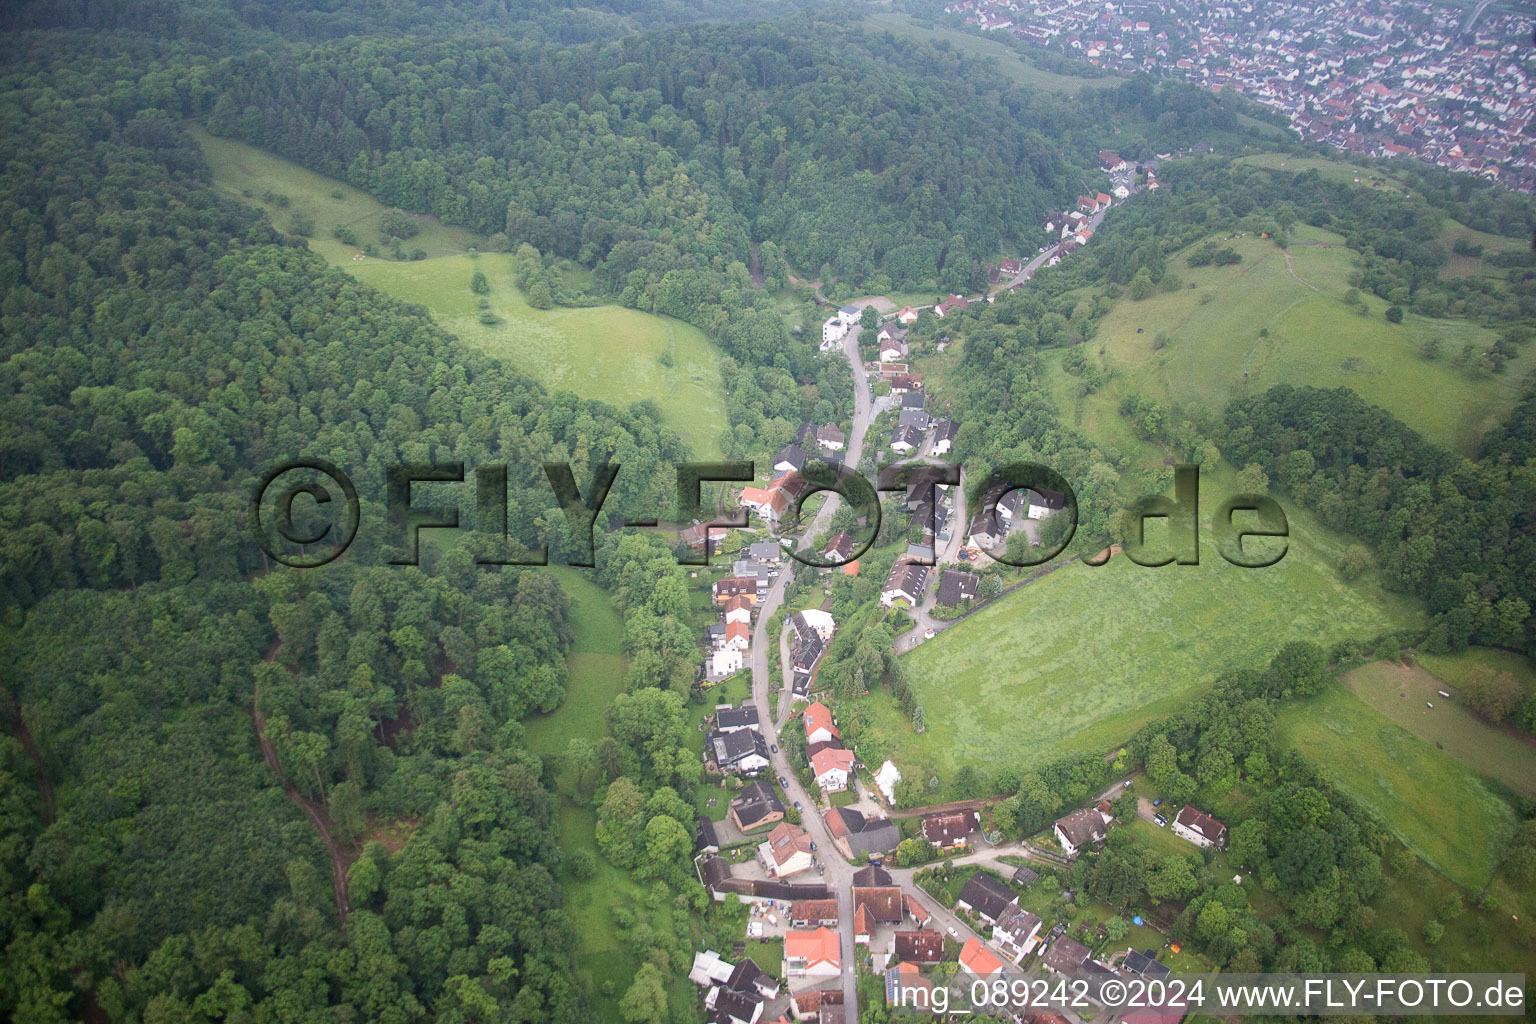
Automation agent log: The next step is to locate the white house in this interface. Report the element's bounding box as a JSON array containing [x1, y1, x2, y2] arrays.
[[690, 950, 736, 987], [1027, 488, 1066, 519], [992, 906, 1043, 962], [1053, 806, 1111, 858], [724, 595, 752, 626], [710, 648, 744, 677], [1173, 806, 1228, 848], [810, 746, 856, 792], [896, 306, 920, 324], [821, 316, 848, 347], [759, 822, 815, 877], [784, 928, 841, 981], [803, 701, 839, 745], [793, 608, 836, 640]]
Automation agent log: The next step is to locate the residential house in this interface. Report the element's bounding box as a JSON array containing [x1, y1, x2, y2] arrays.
[[888, 373, 922, 394], [679, 521, 727, 557], [1098, 149, 1127, 171], [783, 927, 841, 981], [955, 872, 1017, 925], [815, 424, 846, 451], [726, 958, 781, 1000], [790, 987, 844, 1021], [992, 905, 1043, 961], [724, 595, 753, 627], [890, 423, 921, 454], [810, 746, 856, 791], [853, 864, 893, 886], [1172, 806, 1228, 848], [729, 780, 784, 832], [724, 619, 750, 651], [884, 961, 935, 1009], [789, 899, 840, 926], [900, 391, 926, 410], [696, 816, 720, 854], [711, 729, 770, 775], [934, 294, 969, 318], [853, 886, 904, 944], [822, 316, 849, 347], [959, 936, 1007, 977], [920, 809, 979, 850], [803, 701, 839, 745], [891, 930, 946, 965], [790, 608, 836, 641], [710, 648, 744, 677], [705, 985, 764, 1024], [967, 510, 1002, 549], [880, 559, 930, 607], [930, 418, 957, 455], [1027, 488, 1067, 519], [759, 822, 815, 878], [897, 407, 931, 432], [896, 306, 920, 324], [823, 531, 856, 564], [1122, 950, 1172, 980], [1000, 257, 1023, 276], [713, 577, 757, 603], [773, 444, 806, 474], [826, 807, 901, 859], [1042, 935, 1091, 975], [715, 704, 760, 733], [1054, 806, 1112, 858], [747, 540, 784, 564], [935, 569, 980, 607]]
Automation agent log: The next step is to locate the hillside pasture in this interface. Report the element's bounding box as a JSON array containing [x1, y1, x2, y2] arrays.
[[865, 468, 1423, 783], [1277, 681, 1517, 890], [1341, 659, 1536, 799], [196, 127, 729, 459], [1087, 233, 1532, 453]]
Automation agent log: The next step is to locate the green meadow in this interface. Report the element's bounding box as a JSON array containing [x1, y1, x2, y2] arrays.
[[865, 467, 1423, 782], [861, 13, 1121, 95], [1081, 232, 1533, 453], [1277, 681, 1517, 890], [1341, 659, 1536, 799], [196, 126, 727, 459]]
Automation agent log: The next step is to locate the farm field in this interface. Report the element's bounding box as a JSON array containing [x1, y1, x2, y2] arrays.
[[1277, 682, 1517, 890], [861, 13, 1121, 95], [863, 467, 1424, 784], [196, 127, 729, 459], [1341, 659, 1536, 798], [1084, 232, 1534, 453]]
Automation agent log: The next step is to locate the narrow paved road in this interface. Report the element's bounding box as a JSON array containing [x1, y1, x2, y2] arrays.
[[749, 322, 871, 1020]]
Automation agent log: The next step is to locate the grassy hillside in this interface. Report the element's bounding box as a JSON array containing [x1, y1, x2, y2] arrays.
[[861, 13, 1121, 95], [1278, 681, 1518, 890], [864, 466, 1424, 781], [196, 126, 728, 458], [1078, 232, 1533, 453], [1341, 660, 1536, 799]]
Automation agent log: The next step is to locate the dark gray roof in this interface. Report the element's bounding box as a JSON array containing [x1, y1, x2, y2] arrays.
[[901, 391, 926, 409], [715, 705, 759, 731], [852, 864, 893, 886], [1011, 865, 1039, 887], [957, 872, 1016, 921], [711, 729, 769, 768], [730, 780, 783, 828], [936, 569, 980, 606], [696, 816, 720, 852]]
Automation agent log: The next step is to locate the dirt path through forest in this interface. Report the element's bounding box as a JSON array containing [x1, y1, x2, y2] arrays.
[[254, 643, 352, 928]]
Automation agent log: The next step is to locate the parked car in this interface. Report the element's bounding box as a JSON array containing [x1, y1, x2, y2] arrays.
[[1152, 797, 1163, 807], [947, 926, 958, 937], [810, 841, 817, 851], [1154, 814, 1168, 827], [924, 627, 935, 639], [794, 801, 802, 810], [771, 743, 778, 753], [1123, 780, 1133, 789], [779, 776, 789, 787]]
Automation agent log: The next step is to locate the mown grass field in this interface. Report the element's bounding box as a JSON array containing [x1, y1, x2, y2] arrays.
[[1341, 659, 1536, 799], [1083, 232, 1533, 453], [865, 467, 1423, 782], [196, 127, 728, 459], [861, 13, 1122, 95], [1277, 681, 1517, 890]]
